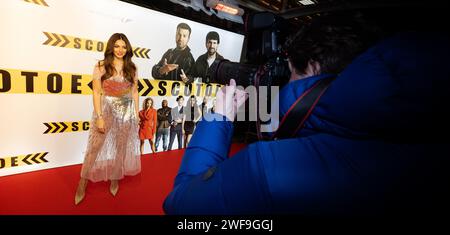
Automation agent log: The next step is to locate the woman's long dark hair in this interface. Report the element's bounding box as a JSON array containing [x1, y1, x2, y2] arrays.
[[99, 33, 136, 84]]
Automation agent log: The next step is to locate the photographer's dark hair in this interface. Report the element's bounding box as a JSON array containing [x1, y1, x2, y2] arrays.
[[206, 31, 220, 44], [284, 11, 383, 75], [176, 95, 184, 102]]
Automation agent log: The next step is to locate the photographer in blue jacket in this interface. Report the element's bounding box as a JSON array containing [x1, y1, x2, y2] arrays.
[[163, 11, 450, 215]]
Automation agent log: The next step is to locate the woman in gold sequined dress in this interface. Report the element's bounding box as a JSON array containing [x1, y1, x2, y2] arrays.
[[74, 33, 141, 205]]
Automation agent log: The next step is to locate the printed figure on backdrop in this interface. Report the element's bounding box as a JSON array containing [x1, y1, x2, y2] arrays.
[[139, 97, 157, 155], [207, 98, 216, 114], [151, 23, 195, 84], [155, 99, 172, 152], [75, 33, 141, 205], [201, 96, 208, 117], [193, 31, 224, 84], [182, 95, 202, 148], [168, 96, 185, 150]]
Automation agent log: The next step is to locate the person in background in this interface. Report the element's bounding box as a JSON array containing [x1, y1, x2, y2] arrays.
[[182, 95, 202, 148], [193, 31, 224, 84], [155, 99, 171, 152], [139, 97, 157, 155], [168, 96, 185, 150], [200, 96, 208, 117], [151, 23, 195, 84], [207, 98, 216, 114]]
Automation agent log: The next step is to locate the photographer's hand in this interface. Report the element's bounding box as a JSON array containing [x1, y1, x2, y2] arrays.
[[215, 79, 247, 122]]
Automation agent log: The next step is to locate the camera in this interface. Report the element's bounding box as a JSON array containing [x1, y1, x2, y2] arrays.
[[210, 12, 291, 88], [207, 12, 293, 142]]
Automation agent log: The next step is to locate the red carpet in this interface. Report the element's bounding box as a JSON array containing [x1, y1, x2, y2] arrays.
[[0, 144, 246, 215]]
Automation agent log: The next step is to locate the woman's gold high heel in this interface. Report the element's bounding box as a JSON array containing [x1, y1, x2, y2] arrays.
[[74, 179, 87, 205], [110, 180, 119, 196]]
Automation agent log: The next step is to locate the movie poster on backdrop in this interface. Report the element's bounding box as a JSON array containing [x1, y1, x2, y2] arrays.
[[0, 0, 244, 177]]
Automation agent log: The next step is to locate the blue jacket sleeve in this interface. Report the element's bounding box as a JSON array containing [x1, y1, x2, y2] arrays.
[[163, 113, 273, 214], [174, 113, 234, 186]]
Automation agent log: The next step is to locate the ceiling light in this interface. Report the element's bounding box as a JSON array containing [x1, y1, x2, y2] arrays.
[[206, 0, 244, 16], [298, 0, 315, 5]]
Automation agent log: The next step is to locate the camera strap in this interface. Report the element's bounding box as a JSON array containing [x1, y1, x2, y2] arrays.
[[271, 76, 335, 140]]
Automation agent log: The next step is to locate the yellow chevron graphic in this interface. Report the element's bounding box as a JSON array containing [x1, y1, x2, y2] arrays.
[[0, 68, 222, 96], [43, 121, 90, 134], [133, 47, 151, 59], [42, 32, 151, 59], [0, 152, 49, 169], [23, 0, 49, 7], [137, 78, 222, 97]]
